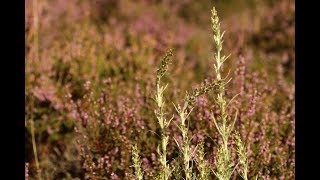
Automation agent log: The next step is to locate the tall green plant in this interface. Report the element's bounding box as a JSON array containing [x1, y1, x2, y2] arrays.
[[173, 82, 214, 180], [196, 141, 211, 180], [154, 49, 174, 180], [210, 6, 249, 180], [132, 144, 144, 180], [235, 131, 249, 180], [132, 6, 251, 180]]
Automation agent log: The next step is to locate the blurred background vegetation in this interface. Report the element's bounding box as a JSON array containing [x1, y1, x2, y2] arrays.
[[25, 0, 294, 179]]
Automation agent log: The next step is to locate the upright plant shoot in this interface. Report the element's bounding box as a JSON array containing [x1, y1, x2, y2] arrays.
[[155, 49, 174, 180], [210, 6, 248, 180]]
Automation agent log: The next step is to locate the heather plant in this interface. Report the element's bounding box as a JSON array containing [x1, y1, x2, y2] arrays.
[[25, 162, 30, 180], [69, 81, 151, 179]]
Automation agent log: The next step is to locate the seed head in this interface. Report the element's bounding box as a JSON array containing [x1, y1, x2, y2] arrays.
[[157, 49, 173, 83], [185, 81, 215, 105]]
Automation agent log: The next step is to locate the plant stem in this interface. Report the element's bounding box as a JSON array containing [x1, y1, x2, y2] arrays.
[[211, 6, 249, 180], [132, 144, 144, 180], [155, 49, 173, 180], [211, 6, 233, 180], [30, 116, 42, 180]]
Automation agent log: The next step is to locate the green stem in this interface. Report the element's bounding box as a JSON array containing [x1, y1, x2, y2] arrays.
[[30, 119, 42, 180]]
